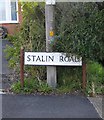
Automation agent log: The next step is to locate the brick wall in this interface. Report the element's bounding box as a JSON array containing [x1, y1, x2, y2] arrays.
[[0, 3, 22, 35]]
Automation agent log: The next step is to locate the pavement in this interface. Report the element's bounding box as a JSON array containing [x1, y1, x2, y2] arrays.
[[2, 40, 11, 75], [1, 39, 12, 90], [1, 94, 102, 118], [88, 96, 103, 119], [0, 39, 103, 119]]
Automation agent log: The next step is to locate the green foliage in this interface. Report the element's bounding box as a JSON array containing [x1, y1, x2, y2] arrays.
[[55, 3, 104, 61], [11, 78, 52, 94], [21, 2, 45, 52], [38, 81, 52, 93], [86, 61, 104, 95], [56, 86, 71, 94], [57, 61, 104, 95], [11, 61, 104, 95], [5, 2, 104, 96], [54, 3, 104, 95], [11, 78, 38, 94], [57, 67, 82, 91], [4, 35, 21, 68], [11, 81, 22, 93], [5, 2, 46, 80]]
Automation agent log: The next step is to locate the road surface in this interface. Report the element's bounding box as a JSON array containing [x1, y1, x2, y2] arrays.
[[2, 94, 101, 118]]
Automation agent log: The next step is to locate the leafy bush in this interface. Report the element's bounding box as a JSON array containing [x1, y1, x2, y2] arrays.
[[86, 61, 104, 95], [38, 81, 52, 93], [57, 61, 104, 95], [55, 3, 104, 62], [11, 61, 104, 95], [11, 78, 52, 94], [11, 78, 37, 94]]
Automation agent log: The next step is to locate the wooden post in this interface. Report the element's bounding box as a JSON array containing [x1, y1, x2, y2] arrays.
[[82, 60, 87, 90], [20, 47, 24, 88]]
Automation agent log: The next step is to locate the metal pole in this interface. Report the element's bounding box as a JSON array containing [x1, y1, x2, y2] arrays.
[[45, 1, 57, 88], [20, 47, 24, 88]]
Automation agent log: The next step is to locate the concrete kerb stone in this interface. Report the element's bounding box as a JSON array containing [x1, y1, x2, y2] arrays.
[[88, 95, 103, 119]]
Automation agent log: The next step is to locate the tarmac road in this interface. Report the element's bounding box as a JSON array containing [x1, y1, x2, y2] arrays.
[[2, 94, 101, 118]]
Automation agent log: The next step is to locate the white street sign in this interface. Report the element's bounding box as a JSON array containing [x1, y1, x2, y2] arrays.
[[46, 0, 56, 5], [25, 52, 82, 66]]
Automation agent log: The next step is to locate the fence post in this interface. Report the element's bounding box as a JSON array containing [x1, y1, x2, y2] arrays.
[[82, 60, 87, 91], [20, 47, 24, 88]]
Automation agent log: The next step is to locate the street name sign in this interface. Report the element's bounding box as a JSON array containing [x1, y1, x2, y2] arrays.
[[46, 0, 56, 5], [25, 52, 82, 66]]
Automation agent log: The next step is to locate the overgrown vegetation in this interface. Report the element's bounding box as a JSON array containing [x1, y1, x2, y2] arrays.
[[5, 2, 104, 95], [11, 78, 52, 94], [10, 60, 104, 95], [86, 61, 104, 95], [57, 67, 82, 90], [11, 60, 104, 95], [54, 3, 104, 62], [11, 78, 72, 95], [55, 2, 104, 95]]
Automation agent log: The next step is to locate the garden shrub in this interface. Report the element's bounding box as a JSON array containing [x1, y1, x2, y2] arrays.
[[11, 78, 52, 94], [86, 61, 104, 95]]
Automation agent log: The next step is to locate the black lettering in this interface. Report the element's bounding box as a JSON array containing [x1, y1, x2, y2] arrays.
[[42, 56, 45, 62], [64, 57, 69, 62], [71, 56, 75, 62], [32, 55, 36, 61], [75, 57, 80, 62], [36, 56, 41, 62], [60, 56, 64, 62], [68, 57, 71, 62], [27, 55, 31, 61], [48, 56, 54, 62]]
